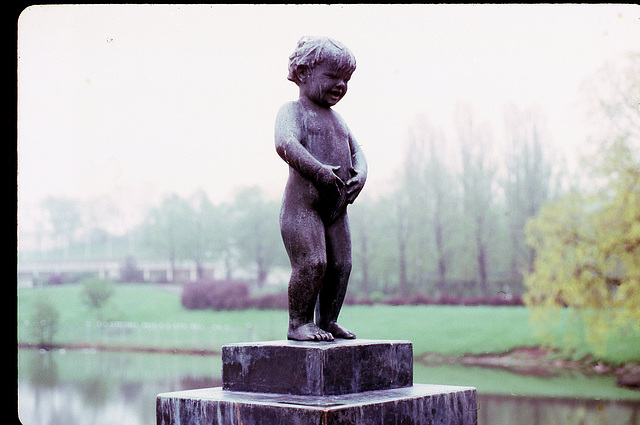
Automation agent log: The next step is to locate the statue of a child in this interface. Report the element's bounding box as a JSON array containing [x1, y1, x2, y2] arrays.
[[275, 36, 367, 341]]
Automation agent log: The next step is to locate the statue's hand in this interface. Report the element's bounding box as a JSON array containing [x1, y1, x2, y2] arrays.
[[314, 164, 344, 198], [346, 171, 365, 204]]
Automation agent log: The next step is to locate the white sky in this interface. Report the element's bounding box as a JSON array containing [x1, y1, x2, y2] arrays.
[[17, 4, 640, 237]]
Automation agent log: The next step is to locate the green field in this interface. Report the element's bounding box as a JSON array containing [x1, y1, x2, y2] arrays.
[[17, 284, 640, 365]]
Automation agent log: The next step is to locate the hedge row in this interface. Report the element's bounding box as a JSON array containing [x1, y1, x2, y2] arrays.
[[181, 281, 287, 311], [349, 293, 524, 307], [180, 280, 524, 311]]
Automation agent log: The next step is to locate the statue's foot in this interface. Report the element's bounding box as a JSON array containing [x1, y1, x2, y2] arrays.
[[288, 322, 334, 341], [320, 321, 356, 339]]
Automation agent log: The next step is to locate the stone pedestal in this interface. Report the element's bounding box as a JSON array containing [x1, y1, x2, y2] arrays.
[[222, 339, 413, 395], [157, 339, 477, 425]]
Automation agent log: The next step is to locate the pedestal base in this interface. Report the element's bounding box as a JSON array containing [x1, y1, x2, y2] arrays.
[[157, 340, 477, 424], [157, 384, 477, 425], [222, 339, 413, 395]]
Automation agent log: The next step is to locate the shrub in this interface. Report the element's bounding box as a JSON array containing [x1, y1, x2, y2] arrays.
[[48, 274, 64, 285], [407, 293, 435, 305], [434, 294, 462, 305], [350, 296, 376, 306], [119, 256, 144, 283], [371, 293, 524, 307], [181, 280, 250, 311], [181, 281, 210, 310], [462, 296, 482, 306], [464, 294, 525, 307], [50, 272, 99, 285], [180, 283, 526, 312], [29, 293, 60, 346], [383, 296, 409, 306], [343, 294, 376, 306], [81, 278, 116, 319], [250, 292, 288, 310]]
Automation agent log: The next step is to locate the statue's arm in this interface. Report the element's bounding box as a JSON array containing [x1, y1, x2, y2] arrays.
[[275, 103, 343, 191], [346, 130, 367, 204], [349, 132, 367, 179]]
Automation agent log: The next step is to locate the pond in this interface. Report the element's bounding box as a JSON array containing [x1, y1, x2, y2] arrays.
[[17, 348, 640, 425]]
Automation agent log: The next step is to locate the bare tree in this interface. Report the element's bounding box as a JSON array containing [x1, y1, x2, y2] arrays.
[[41, 196, 82, 260], [141, 193, 192, 281], [187, 190, 219, 280], [405, 117, 459, 294], [503, 105, 553, 281], [395, 188, 411, 298], [349, 198, 373, 297], [232, 186, 284, 288], [455, 105, 497, 296]]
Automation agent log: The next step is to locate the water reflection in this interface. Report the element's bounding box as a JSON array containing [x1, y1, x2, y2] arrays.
[[17, 349, 640, 425], [479, 395, 639, 425], [18, 349, 220, 425]]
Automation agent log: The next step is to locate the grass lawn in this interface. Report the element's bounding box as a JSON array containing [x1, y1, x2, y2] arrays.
[[340, 304, 537, 357], [17, 284, 640, 365], [413, 363, 640, 400]]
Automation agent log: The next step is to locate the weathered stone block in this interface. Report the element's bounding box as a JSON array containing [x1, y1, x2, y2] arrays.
[[157, 384, 478, 425], [222, 339, 413, 396]]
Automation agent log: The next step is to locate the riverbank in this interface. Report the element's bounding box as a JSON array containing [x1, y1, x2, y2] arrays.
[[418, 346, 640, 391], [18, 340, 640, 392]]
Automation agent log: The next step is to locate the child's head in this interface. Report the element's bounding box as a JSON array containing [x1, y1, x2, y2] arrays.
[[287, 36, 356, 86]]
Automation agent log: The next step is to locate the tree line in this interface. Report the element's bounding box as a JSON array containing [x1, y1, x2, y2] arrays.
[[23, 54, 638, 314], [26, 101, 560, 299], [348, 104, 562, 299]]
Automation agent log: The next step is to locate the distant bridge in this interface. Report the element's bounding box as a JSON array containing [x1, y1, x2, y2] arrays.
[[17, 259, 215, 287]]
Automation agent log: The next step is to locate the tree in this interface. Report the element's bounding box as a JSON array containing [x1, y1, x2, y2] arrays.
[[503, 105, 554, 286], [395, 188, 411, 298], [349, 193, 399, 297], [525, 139, 640, 355], [423, 123, 459, 294], [81, 277, 116, 321], [186, 190, 220, 280], [456, 105, 498, 296], [231, 187, 285, 287], [81, 195, 121, 259], [216, 201, 240, 281], [348, 195, 374, 297], [140, 193, 192, 281], [41, 196, 82, 259], [524, 53, 640, 356], [402, 116, 459, 295], [29, 293, 60, 346]]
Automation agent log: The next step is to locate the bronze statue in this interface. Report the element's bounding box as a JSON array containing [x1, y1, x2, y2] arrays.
[[275, 36, 367, 341]]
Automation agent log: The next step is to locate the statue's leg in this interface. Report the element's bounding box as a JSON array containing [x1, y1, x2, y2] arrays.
[[316, 213, 356, 339], [280, 204, 334, 341]]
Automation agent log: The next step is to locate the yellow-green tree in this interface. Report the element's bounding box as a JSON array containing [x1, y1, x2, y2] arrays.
[[525, 139, 639, 353], [524, 53, 640, 358]]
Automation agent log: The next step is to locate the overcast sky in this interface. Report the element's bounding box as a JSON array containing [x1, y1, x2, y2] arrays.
[[17, 4, 640, 236]]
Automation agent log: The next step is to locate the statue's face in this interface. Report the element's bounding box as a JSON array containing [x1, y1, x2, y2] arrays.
[[301, 61, 351, 108]]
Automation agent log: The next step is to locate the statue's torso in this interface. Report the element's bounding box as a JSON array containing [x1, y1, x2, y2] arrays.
[[284, 102, 353, 219]]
